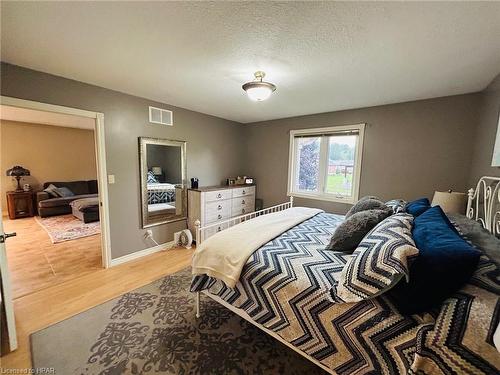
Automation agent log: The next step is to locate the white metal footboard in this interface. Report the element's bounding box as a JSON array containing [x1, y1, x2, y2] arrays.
[[193, 196, 294, 318], [193, 196, 294, 245], [467, 176, 500, 236]]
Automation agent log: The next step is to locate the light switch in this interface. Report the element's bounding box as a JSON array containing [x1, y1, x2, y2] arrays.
[[108, 175, 115, 184]]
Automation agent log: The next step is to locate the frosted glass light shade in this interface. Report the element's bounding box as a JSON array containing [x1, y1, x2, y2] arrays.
[[245, 85, 274, 101], [242, 71, 276, 101]]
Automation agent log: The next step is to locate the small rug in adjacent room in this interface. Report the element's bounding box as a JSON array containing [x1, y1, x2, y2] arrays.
[[31, 268, 324, 375], [35, 214, 100, 243]]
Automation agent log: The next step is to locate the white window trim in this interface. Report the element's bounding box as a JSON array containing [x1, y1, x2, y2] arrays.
[[287, 123, 365, 204]]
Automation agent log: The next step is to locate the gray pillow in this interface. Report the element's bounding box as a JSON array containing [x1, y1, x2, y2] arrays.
[[346, 196, 386, 218], [336, 213, 418, 302], [55, 186, 75, 197], [43, 184, 61, 198], [385, 199, 407, 214], [447, 213, 500, 266], [326, 207, 391, 252]]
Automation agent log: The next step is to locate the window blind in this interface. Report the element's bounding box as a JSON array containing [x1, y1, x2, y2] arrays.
[[293, 130, 359, 138]]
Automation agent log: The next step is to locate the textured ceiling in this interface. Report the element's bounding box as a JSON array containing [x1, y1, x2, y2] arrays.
[[1, 2, 500, 123]]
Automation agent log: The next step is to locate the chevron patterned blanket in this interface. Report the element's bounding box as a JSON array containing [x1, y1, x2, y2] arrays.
[[147, 183, 175, 204], [191, 213, 500, 374]]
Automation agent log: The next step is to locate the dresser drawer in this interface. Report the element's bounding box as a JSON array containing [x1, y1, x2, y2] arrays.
[[205, 200, 231, 222], [231, 196, 254, 209], [231, 204, 254, 217], [232, 186, 255, 198], [204, 222, 229, 240], [205, 189, 232, 202]]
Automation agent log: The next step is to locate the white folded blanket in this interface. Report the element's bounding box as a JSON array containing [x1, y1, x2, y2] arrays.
[[192, 207, 323, 288]]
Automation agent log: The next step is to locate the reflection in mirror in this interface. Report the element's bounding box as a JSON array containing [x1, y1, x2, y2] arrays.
[[139, 137, 187, 228]]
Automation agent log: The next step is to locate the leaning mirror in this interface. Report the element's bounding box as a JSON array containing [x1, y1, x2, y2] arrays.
[[139, 137, 187, 228]]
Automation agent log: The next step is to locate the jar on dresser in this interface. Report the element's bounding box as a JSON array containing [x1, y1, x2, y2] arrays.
[[187, 185, 256, 241]]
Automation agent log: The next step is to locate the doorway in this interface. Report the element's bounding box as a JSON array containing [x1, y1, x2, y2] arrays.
[[0, 97, 111, 300]]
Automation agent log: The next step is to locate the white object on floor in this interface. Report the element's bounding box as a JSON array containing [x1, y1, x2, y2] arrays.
[[179, 229, 192, 249]]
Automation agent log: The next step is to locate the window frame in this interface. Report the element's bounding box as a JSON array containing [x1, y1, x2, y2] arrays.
[[287, 123, 365, 204]]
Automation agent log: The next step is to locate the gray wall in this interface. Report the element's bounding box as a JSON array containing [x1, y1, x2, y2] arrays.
[[468, 76, 500, 186], [243, 94, 482, 214], [0, 63, 245, 259], [2, 62, 497, 260]]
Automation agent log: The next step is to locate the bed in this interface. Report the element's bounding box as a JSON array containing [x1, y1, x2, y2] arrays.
[[147, 182, 177, 205], [190, 177, 500, 374], [146, 178, 178, 216]]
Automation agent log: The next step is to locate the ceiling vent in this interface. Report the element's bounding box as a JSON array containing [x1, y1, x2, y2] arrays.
[[149, 106, 173, 126]]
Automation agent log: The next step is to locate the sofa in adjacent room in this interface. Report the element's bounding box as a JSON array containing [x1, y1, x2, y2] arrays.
[[36, 180, 98, 218]]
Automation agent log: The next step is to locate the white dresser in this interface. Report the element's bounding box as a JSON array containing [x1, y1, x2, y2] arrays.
[[188, 185, 256, 241]]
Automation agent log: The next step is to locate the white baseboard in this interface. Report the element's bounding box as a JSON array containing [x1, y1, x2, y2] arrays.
[[110, 240, 175, 267]]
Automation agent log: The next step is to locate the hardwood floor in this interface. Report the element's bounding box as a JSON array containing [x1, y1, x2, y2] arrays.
[[2, 215, 102, 299], [1, 247, 193, 370]]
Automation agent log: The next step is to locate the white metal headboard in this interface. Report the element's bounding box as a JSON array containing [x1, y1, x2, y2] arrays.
[[466, 176, 500, 236]]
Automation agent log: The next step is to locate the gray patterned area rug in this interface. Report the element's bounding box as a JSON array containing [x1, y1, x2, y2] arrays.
[[31, 267, 324, 374]]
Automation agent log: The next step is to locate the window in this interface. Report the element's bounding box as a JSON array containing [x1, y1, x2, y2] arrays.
[[287, 124, 365, 204]]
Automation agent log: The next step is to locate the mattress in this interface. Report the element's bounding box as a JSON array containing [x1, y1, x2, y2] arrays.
[[191, 212, 500, 374]]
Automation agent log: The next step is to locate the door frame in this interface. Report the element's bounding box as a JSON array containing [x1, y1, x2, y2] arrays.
[[0, 213, 17, 351], [0, 96, 112, 268]]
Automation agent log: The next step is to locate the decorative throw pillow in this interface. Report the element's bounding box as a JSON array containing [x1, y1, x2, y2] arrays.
[[385, 199, 407, 214], [54, 186, 74, 197], [147, 171, 158, 183], [345, 196, 386, 218], [336, 213, 419, 303], [406, 198, 430, 217], [43, 184, 61, 198], [447, 213, 500, 266], [326, 207, 391, 252], [388, 206, 481, 314]]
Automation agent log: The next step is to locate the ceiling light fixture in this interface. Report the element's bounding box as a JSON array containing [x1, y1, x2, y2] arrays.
[[242, 71, 276, 101]]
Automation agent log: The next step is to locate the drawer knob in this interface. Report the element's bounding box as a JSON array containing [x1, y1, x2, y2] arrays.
[[217, 226, 222, 232], [242, 190, 245, 194], [217, 193, 222, 198], [218, 214, 222, 219], [242, 208, 246, 214], [218, 205, 222, 210], [242, 200, 245, 205]]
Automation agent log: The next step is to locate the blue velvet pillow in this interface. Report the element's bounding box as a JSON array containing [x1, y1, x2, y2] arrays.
[[388, 206, 481, 314], [406, 198, 430, 217]]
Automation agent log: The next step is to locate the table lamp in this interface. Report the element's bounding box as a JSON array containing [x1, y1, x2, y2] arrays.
[[6, 165, 30, 192], [152, 166, 162, 176]]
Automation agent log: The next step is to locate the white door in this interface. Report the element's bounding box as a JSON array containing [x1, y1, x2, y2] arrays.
[[0, 206, 17, 352]]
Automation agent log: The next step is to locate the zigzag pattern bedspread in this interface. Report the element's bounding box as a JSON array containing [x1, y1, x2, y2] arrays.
[[191, 212, 500, 374], [147, 183, 175, 204]]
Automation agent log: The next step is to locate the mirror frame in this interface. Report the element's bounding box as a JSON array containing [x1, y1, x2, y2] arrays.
[[139, 137, 187, 228]]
